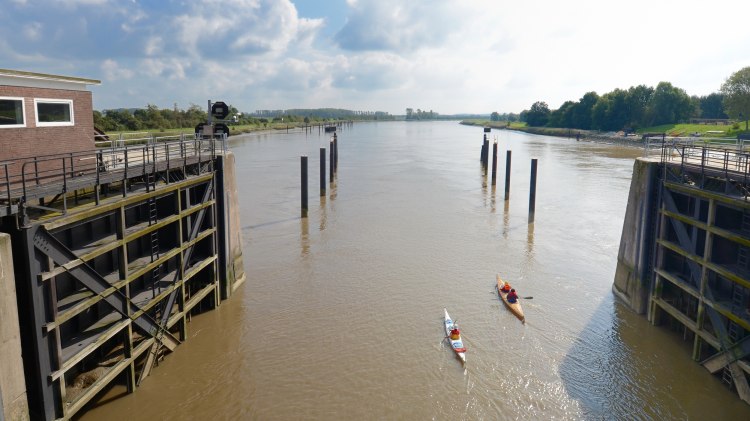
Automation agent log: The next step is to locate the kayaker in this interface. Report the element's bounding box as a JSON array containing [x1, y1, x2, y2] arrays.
[[507, 288, 519, 303], [500, 282, 511, 293], [450, 327, 461, 340]]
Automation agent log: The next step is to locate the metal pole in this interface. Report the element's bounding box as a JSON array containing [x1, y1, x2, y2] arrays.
[[504, 150, 512, 200], [320, 147, 326, 196], [491, 141, 498, 185], [529, 159, 538, 223], [301, 156, 308, 217]]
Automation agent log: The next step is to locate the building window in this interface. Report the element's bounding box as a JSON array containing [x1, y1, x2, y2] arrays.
[[35, 99, 74, 127], [0, 97, 26, 128]]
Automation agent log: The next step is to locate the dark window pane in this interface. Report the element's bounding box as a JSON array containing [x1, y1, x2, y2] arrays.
[[0, 99, 24, 126], [37, 102, 71, 123]]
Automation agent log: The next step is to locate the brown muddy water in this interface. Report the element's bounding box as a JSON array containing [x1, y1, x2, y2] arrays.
[[82, 121, 750, 420]]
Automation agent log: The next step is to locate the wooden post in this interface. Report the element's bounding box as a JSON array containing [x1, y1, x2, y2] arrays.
[[301, 156, 308, 217], [333, 133, 339, 174], [491, 141, 498, 185], [529, 158, 538, 223], [482, 134, 489, 169], [329, 140, 334, 181], [320, 148, 326, 196], [504, 150, 512, 200]]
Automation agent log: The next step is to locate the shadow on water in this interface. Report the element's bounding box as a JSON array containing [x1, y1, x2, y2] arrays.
[[559, 297, 750, 420]]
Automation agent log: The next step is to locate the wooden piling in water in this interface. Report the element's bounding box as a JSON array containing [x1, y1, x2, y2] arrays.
[[504, 150, 512, 200], [320, 148, 326, 196], [329, 140, 334, 182], [301, 156, 308, 217], [482, 135, 489, 169], [333, 133, 338, 174], [491, 141, 498, 185], [529, 158, 538, 222]]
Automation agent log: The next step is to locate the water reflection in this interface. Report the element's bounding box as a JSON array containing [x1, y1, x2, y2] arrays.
[[300, 216, 309, 256], [319, 196, 327, 232], [526, 221, 535, 255]]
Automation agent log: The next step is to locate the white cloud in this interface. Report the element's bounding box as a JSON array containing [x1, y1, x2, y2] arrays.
[[22, 22, 42, 41], [5, 0, 750, 115], [101, 59, 134, 81], [144, 36, 163, 56]]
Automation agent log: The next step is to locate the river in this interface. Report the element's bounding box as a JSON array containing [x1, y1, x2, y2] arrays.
[[82, 121, 750, 420]]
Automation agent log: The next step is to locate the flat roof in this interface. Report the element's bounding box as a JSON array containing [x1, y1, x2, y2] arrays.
[[0, 68, 100, 85]]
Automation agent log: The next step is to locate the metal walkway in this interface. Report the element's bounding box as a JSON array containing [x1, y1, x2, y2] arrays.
[[0, 134, 225, 219]]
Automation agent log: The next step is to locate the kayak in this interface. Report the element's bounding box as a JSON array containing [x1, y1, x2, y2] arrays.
[[443, 308, 466, 363], [496, 274, 525, 323]]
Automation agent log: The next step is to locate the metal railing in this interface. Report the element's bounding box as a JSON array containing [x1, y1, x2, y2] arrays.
[[646, 136, 748, 158], [660, 142, 750, 200], [0, 134, 227, 217]]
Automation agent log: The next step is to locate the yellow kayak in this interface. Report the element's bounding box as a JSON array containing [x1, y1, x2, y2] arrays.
[[496, 274, 525, 323]]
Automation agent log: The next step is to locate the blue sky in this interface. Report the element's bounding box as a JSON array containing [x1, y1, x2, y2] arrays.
[[2, 0, 749, 115]]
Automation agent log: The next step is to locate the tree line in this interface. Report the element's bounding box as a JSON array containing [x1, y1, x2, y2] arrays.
[[516, 67, 750, 132], [94, 104, 394, 132]]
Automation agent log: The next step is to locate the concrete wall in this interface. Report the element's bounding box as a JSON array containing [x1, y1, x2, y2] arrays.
[[219, 152, 246, 295], [613, 158, 660, 314], [0, 233, 29, 421]]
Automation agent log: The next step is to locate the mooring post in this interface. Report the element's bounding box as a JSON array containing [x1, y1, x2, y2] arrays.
[[481, 133, 488, 163], [482, 134, 489, 169], [329, 140, 334, 181], [301, 156, 308, 217], [491, 141, 498, 185], [529, 158, 538, 223], [333, 132, 339, 174], [320, 147, 326, 196], [504, 150, 512, 200]]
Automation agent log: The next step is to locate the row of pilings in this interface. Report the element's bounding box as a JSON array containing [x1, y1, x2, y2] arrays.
[[301, 130, 338, 217], [480, 130, 538, 223]]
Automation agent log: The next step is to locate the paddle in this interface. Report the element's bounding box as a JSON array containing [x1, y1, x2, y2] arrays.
[[522, 296, 533, 299]]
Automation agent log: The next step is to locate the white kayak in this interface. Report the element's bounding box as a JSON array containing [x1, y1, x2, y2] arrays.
[[443, 308, 466, 363]]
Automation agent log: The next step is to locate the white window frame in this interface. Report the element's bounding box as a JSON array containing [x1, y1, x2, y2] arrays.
[[34, 98, 74, 127], [0, 96, 27, 129]]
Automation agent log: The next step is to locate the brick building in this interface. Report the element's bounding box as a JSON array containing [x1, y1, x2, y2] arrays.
[[0, 69, 100, 163]]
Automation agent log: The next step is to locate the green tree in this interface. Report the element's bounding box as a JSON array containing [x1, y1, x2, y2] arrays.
[[699, 93, 727, 119], [625, 85, 653, 129], [571, 92, 599, 130], [721, 66, 750, 130], [647, 82, 692, 126], [523, 101, 550, 127], [490, 112, 500, 121]]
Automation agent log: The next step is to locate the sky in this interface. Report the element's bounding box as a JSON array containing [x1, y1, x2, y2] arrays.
[[2, 0, 749, 115]]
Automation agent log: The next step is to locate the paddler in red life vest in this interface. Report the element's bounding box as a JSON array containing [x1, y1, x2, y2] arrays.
[[449, 327, 461, 340], [507, 288, 519, 303], [500, 282, 511, 294]]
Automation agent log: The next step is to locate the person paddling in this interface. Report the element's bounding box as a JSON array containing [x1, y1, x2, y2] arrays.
[[450, 327, 461, 340], [500, 281, 511, 294], [507, 288, 519, 303]]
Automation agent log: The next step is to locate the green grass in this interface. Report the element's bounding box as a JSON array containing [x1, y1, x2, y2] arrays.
[[460, 119, 526, 129], [637, 123, 747, 138], [101, 121, 319, 139]]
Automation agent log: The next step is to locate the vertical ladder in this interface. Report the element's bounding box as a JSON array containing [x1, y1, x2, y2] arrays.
[[739, 247, 749, 271], [742, 211, 750, 234], [722, 320, 740, 387], [148, 198, 161, 299]]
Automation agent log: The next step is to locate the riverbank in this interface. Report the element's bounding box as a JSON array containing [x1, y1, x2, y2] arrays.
[[459, 120, 647, 148]]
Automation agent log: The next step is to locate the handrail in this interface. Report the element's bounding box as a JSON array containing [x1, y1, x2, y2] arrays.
[[0, 134, 227, 217]]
